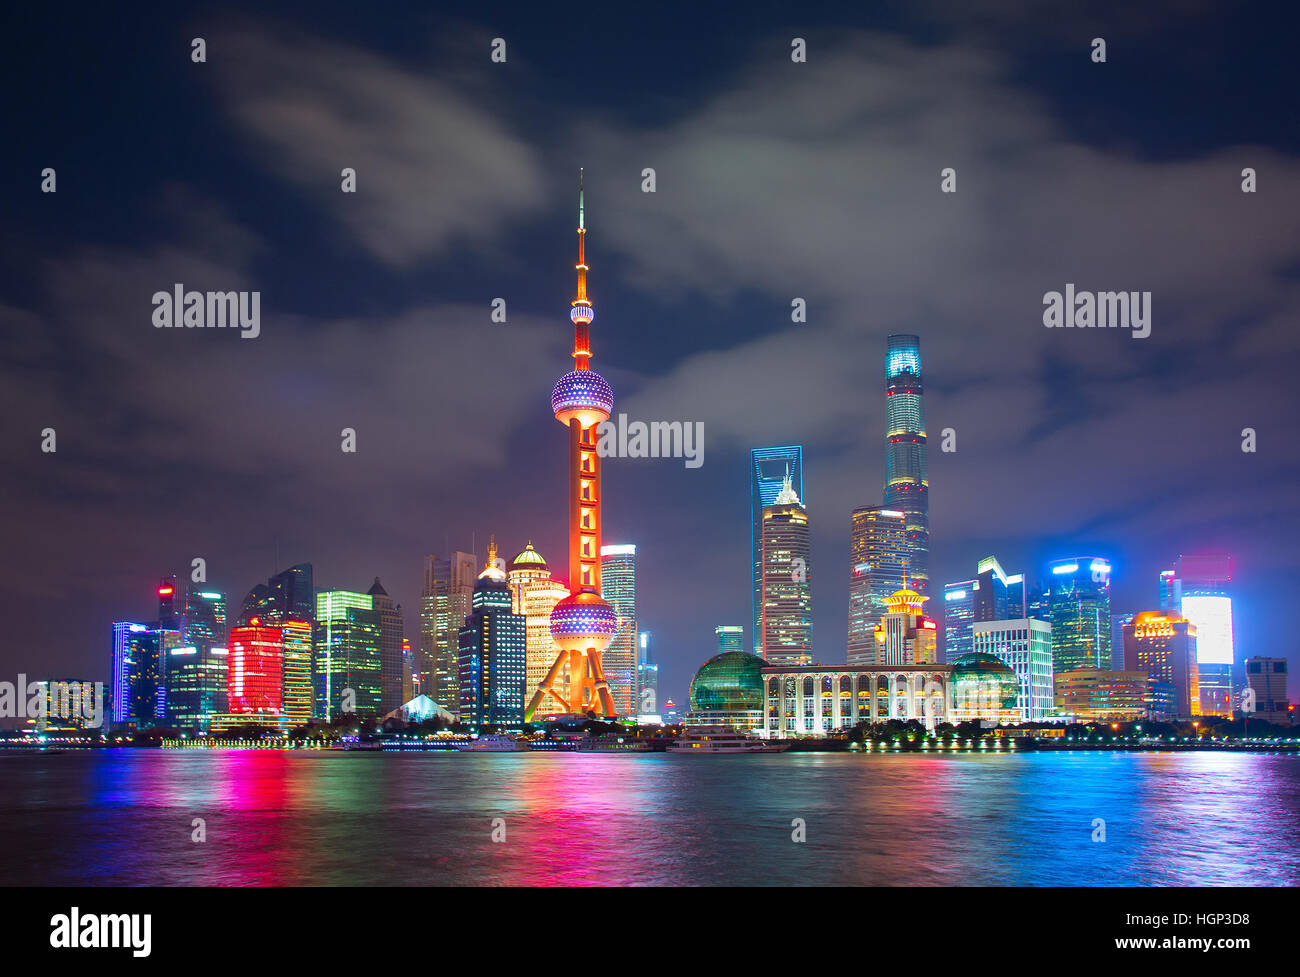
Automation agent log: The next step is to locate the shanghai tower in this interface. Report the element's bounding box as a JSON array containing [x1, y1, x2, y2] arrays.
[[883, 334, 929, 596]]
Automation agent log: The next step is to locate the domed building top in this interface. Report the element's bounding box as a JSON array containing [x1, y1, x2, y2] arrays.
[[949, 652, 1019, 713], [688, 651, 766, 714], [509, 541, 549, 572]]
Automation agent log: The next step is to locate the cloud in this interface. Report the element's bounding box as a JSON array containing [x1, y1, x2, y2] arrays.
[[212, 24, 546, 267]]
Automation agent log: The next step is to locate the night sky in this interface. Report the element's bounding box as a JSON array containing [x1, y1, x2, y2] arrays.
[[3, 0, 1298, 706]]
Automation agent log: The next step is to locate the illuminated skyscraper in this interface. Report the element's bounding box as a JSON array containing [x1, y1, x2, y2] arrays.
[[941, 556, 1030, 662], [1245, 658, 1291, 724], [637, 631, 659, 716], [420, 552, 477, 708], [314, 590, 382, 719], [1123, 612, 1199, 719], [368, 578, 406, 716], [751, 445, 803, 654], [882, 335, 929, 597], [164, 586, 228, 731], [760, 469, 812, 665], [972, 618, 1054, 720], [280, 619, 314, 727], [601, 544, 638, 716], [227, 621, 284, 715], [873, 584, 937, 666], [847, 506, 909, 664], [528, 170, 618, 719], [1163, 554, 1235, 718], [715, 626, 745, 654], [459, 540, 527, 728], [1047, 558, 1112, 672]]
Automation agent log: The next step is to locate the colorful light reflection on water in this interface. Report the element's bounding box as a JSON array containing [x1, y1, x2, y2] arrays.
[[1, 751, 1296, 885]]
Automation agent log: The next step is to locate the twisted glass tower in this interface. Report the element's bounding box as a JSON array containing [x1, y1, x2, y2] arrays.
[[882, 335, 929, 596]]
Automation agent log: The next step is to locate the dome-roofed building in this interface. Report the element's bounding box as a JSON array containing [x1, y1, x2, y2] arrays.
[[949, 651, 1020, 722], [686, 651, 766, 732]]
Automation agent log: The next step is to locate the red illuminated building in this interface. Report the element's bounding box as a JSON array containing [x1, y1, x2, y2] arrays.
[[227, 619, 284, 714]]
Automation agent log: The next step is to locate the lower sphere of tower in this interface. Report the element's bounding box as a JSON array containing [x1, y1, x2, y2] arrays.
[[549, 591, 618, 652]]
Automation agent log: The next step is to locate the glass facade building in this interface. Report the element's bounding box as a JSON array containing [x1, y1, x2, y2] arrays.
[[600, 544, 638, 717], [419, 552, 477, 709], [1163, 554, 1234, 718], [751, 446, 803, 655], [1122, 612, 1199, 719], [882, 335, 929, 597], [688, 651, 766, 731], [227, 623, 284, 715], [314, 591, 382, 719], [1046, 558, 1112, 672], [847, 506, 910, 664], [637, 631, 659, 716], [972, 618, 1054, 720], [280, 619, 313, 727], [458, 565, 527, 729], [759, 471, 812, 665], [715, 625, 745, 654], [367, 577, 406, 716]]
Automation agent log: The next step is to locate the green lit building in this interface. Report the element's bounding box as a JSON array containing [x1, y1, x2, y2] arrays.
[[1046, 558, 1112, 672], [687, 651, 766, 731], [314, 590, 382, 719]]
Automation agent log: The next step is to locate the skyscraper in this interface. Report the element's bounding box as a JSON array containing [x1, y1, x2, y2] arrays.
[[528, 170, 619, 719], [759, 469, 812, 665], [1123, 612, 1199, 719], [601, 544, 638, 716], [882, 335, 929, 597], [751, 445, 803, 654], [1163, 554, 1235, 718], [1047, 558, 1112, 672], [280, 619, 313, 727], [227, 621, 284, 715], [459, 541, 527, 728], [368, 577, 406, 715], [941, 556, 1031, 662], [972, 618, 1054, 720], [637, 631, 659, 716], [1245, 658, 1291, 724], [420, 552, 477, 708], [164, 586, 228, 731], [715, 626, 745, 654], [507, 542, 551, 614], [523, 574, 569, 716], [847, 506, 910, 664], [314, 590, 382, 719]]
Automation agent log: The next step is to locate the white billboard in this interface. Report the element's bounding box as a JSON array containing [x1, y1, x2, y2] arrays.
[[1181, 595, 1234, 665]]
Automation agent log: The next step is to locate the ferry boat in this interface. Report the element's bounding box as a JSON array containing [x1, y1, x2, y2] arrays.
[[667, 725, 788, 754], [455, 734, 532, 753]]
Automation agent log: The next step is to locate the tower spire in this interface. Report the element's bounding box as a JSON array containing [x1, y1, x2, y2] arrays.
[[571, 168, 593, 369]]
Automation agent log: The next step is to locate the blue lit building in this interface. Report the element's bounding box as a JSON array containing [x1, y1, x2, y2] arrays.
[[751, 445, 803, 655], [1046, 558, 1112, 672], [882, 335, 929, 597], [458, 544, 527, 729]]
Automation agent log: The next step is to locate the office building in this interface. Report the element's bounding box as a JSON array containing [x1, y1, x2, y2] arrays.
[[368, 577, 406, 716], [972, 618, 1054, 720], [1046, 558, 1112, 672], [280, 619, 313, 727], [459, 541, 527, 728], [314, 590, 382, 719], [419, 552, 477, 708], [715, 626, 745, 655], [1162, 554, 1235, 718], [600, 544, 638, 716], [759, 469, 812, 664], [227, 622, 284, 715], [1245, 658, 1291, 724], [1122, 612, 1199, 720], [848, 506, 910, 664], [637, 631, 659, 716], [1054, 669, 1148, 721], [881, 334, 929, 596], [751, 445, 803, 655]]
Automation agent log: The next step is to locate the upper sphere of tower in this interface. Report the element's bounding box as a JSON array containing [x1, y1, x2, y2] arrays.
[[571, 304, 594, 325], [552, 369, 613, 426]]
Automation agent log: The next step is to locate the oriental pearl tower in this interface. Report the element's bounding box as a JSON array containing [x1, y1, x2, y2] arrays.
[[525, 170, 619, 720]]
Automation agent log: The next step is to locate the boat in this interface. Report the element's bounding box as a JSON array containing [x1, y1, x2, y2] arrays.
[[455, 734, 532, 752], [573, 732, 654, 752], [667, 725, 789, 753]]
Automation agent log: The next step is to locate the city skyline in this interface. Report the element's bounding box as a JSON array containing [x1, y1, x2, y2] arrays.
[[2, 3, 1298, 712]]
